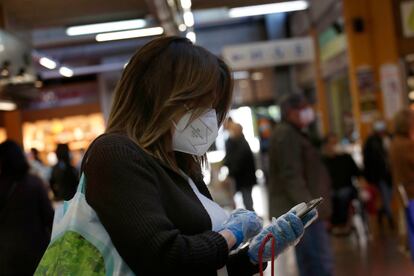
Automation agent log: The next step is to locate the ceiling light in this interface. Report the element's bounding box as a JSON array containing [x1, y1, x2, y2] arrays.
[[409, 91, 414, 101], [66, 19, 147, 36], [39, 57, 57, 69], [233, 71, 249, 80], [228, 1, 309, 18], [186, 31, 196, 43], [180, 0, 192, 9], [96, 27, 164, 42], [183, 11, 195, 27], [0, 100, 17, 111], [59, 66, 74, 77], [178, 23, 187, 32], [206, 150, 226, 163]]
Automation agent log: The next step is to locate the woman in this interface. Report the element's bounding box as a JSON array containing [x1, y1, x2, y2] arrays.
[[0, 140, 54, 275], [389, 109, 414, 250], [390, 109, 414, 197], [82, 36, 316, 275]]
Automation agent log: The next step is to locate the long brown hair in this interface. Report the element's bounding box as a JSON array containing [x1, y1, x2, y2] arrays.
[[106, 36, 233, 173]]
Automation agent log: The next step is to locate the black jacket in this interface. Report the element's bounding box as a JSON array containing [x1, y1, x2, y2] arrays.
[[0, 174, 54, 275], [82, 133, 262, 276], [363, 134, 392, 185], [50, 162, 78, 201], [224, 135, 256, 190]]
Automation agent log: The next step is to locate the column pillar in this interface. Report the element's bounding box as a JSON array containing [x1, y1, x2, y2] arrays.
[[342, 0, 400, 140], [4, 110, 23, 145]]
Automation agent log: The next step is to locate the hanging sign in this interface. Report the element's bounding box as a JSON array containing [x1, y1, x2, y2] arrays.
[[222, 37, 315, 70], [380, 64, 404, 120]]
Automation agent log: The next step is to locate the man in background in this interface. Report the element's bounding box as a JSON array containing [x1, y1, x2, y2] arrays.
[[268, 93, 333, 276]]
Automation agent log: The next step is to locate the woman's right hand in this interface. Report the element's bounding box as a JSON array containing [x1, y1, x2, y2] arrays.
[[218, 209, 263, 249], [247, 206, 318, 263]]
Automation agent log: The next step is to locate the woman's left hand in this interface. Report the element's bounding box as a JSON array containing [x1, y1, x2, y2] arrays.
[[247, 205, 318, 263]]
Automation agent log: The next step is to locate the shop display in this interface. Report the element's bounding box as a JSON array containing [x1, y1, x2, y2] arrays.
[[0, 128, 6, 143], [23, 113, 105, 165]]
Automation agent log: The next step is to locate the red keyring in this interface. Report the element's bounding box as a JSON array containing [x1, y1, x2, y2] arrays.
[[258, 232, 276, 276]]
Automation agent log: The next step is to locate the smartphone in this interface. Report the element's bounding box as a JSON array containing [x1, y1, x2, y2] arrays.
[[297, 197, 323, 219]]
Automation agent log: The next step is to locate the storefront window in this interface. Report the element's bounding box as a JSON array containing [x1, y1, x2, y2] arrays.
[[23, 113, 105, 166], [0, 128, 6, 143]]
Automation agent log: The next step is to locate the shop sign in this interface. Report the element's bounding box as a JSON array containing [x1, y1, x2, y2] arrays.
[[27, 82, 99, 110], [222, 37, 314, 70], [380, 64, 404, 120], [400, 1, 414, 38], [356, 66, 375, 92], [357, 66, 379, 123]]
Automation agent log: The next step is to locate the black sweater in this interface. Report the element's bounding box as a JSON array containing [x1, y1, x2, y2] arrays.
[[83, 133, 261, 276]]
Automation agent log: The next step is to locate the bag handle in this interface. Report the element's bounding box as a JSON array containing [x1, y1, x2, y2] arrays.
[[77, 173, 87, 194], [259, 232, 276, 276]]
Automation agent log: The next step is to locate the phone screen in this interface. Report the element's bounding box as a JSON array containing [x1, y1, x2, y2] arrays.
[[297, 197, 323, 219]]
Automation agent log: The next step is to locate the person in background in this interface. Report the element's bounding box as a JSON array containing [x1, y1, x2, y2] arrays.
[[0, 140, 54, 275], [224, 119, 257, 211], [322, 133, 361, 234], [28, 148, 51, 188], [50, 143, 78, 201], [389, 109, 414, 252], [268, 93, 333, 276], [80, 37, 317, 275], [363, 120, 395, 230], [76, 148, 86, 172], [258, 116, 277, 184], [390, 109, 414, 198]]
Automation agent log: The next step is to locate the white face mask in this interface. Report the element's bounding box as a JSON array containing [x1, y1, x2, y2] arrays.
[[172, 109, 219, 156], [299, 107, 315, 126]]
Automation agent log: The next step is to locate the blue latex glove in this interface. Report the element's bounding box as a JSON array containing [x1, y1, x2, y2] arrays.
[[218, 209, 263, 248], [248, 203, 318, 263]]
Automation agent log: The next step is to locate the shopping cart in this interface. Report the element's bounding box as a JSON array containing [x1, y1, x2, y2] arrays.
[[349, 178, 371, 248]]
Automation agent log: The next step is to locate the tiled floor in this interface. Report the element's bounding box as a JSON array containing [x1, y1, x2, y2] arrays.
[[240, 184, 414, 276], [333, 234, 414, 276]]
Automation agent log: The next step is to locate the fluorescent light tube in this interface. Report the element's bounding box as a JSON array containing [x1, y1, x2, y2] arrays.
[[229, 1, 308, 18], [233, 71, 249, 80], [66, 19, 147, 36], [186, 31, 196, 43], [180, 0, 192, 9], [183, 11, 194, 27], [39, 57, 57, 69], [95, 27, 164, 42], [179, 24, 187, 32], [59, 66, 74, 77]]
